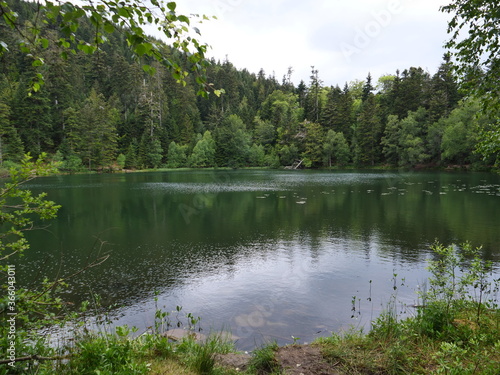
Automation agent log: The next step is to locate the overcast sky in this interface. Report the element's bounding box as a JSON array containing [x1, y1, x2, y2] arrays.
[[174, 0, 452, 87]]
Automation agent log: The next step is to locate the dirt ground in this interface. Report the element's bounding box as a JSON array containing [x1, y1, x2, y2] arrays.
[[216, 344, 341, 374], [275, 345, 341, 375]]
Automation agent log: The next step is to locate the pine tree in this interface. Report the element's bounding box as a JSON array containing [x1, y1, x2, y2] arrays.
[[296, 80, 307, 108], [428, 53, 461, 122], [303, 121, 324, 167], [381, 115, 401, 165], [11, 76, 53, 157], [5, 127, 25, 163], [338, 84, 355, 142], [214, 114, 251, 167], [0, 92, 12, 165], [354, 94, 382, 165], [361, 73, 374, 102], [139, 133, 163, 168], [67, 88, 118, 169], [0, 90, 25, 163], [305, 67, 323, 122], [321, 85, 342, 130], [397, 67, 431, 116], [125, 138, 139, 169]]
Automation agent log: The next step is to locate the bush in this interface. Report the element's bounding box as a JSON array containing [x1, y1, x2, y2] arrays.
[[66, 333, 149, 374]]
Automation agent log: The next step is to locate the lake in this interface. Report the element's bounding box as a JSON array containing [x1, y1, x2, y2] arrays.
[[18, 169, 500, 350]]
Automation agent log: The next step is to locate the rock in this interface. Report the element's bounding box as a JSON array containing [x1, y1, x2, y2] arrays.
[[161, 328, 206, 342], [161, 329, 239, 344]]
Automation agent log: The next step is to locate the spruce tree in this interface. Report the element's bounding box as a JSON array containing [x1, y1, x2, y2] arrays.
[[354, 94, 382, 166], [67, 88, 118, 169], [305, 67, 323, 122]]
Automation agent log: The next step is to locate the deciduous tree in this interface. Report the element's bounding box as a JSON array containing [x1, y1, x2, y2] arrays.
[[441, 0, 500, 164], [0, 0, 217, 96], [323, 129, 350, 167], [166, 140, 187, 168], [189, 130, 216, 167]]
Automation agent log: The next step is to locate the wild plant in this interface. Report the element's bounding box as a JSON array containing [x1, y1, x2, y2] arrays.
[[65, 329, 149, 374], [323, 241, 499, 375], [421, 241, 499, 336], [247, 341, 280, 374], [152, 291, 172, 335]]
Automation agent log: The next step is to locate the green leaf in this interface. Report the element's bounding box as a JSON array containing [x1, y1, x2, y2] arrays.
[[40, 38, 49, 49], [104, 21, 115, 33], [20, 44, 31, 54], [178, 15, 189, 24], [214, 89, 225, 97], [142, 64, 156, 75], [74, 8, 85, 18], [58, 38, 70, 48], [167, 2, 176, 11], [117, 7, 129, 18], [135, 44, 147, 56], [32, 58, 44, 67], [3, 10, 18, 28], [197, 89, 209, 98], [77, 43, 96, 54]]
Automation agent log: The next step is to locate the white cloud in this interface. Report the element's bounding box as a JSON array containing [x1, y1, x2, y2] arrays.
[[174, 0, 453, 86]]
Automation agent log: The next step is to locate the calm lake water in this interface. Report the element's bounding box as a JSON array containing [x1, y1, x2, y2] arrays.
[[18, 170, 500, 350]]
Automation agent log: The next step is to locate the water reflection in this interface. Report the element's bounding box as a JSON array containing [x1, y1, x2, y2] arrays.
[[18, 170, 500, 349]]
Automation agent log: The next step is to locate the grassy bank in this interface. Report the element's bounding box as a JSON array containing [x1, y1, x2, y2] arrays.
[[2, 243, 499, 375], [1, 158, 498, 180], [4, 301, 498, 374]]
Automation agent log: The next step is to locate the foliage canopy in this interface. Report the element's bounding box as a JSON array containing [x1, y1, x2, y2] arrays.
[[441, 0, 500, 165], [0, 0, 219, 96]]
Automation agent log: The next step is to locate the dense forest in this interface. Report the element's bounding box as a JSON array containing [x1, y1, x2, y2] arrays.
[[0, 1, 497, 171]]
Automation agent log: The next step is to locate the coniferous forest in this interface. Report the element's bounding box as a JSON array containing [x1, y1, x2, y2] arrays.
[[0, 1, 497, 172], [1, 1, 500, 373]]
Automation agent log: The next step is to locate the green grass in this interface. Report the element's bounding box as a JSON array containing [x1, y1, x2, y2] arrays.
[[246, 342, 281, 375], [5, 303, 498, 375], [3, 242, 499, 374], [317, 304, 500, 374]]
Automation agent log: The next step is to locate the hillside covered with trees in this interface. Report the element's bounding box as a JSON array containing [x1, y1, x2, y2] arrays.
[[0, 0, 497, 172]]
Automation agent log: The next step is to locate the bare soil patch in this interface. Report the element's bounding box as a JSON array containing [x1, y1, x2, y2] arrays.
[[216, 344, 342, 374], [275, 345, 340, 375]]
